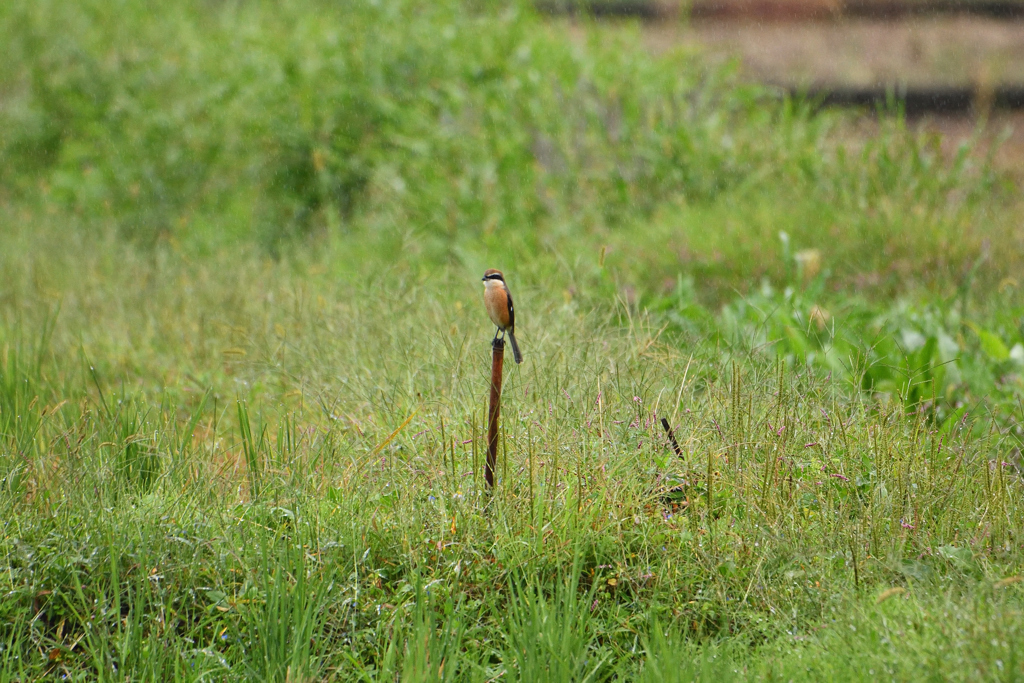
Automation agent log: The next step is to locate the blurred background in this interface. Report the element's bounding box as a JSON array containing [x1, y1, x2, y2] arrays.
[[3, 0, 1023, 411], [546, 0, 1024, 175], [1, 0, 1022, 411]]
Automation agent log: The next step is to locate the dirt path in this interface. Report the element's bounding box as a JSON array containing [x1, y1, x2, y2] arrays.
[[642, 17, 1024, 87], [558, 16, 1024, 172]]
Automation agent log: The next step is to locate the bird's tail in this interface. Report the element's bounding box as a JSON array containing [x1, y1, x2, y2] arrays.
[[508, 330, 523, 364]]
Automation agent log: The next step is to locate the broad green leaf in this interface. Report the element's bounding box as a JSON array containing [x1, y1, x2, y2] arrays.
[[938, 545, 976, 573], [967, 323, 1009, 362]]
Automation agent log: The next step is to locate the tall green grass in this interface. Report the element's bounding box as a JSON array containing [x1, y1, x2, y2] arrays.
[[1, 0, 1024, 679], [2, 0, 1012, 285], [0, 239, 1021, 677]]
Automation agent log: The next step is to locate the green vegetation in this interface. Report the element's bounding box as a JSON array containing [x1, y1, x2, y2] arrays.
[[2, 0, 1023, 680]]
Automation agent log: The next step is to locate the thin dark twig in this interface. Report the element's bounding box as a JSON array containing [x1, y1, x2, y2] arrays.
[[661, 418, 684, 458]]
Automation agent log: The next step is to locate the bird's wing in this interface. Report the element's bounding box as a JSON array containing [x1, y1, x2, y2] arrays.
[[505, 285, 515, 330]]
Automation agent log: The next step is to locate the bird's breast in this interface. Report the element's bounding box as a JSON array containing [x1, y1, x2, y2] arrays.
[[484, 286, 509, 328]]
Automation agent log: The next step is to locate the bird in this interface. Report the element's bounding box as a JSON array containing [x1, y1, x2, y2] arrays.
[[481, 268, 523, 364]]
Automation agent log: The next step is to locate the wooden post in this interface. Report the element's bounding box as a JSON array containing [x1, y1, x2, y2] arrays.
[[485, 338, 505, 490]]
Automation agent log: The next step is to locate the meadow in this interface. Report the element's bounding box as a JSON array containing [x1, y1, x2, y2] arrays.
[[2, 0, 1024, 680]]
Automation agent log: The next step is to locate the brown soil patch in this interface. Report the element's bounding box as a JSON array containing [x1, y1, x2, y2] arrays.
[[642, 18, 1024, 88]]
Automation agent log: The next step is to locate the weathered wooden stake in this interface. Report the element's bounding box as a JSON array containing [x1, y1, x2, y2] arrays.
[[485, 338, 505, 490]]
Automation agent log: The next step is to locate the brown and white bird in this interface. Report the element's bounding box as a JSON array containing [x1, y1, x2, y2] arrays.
[[482, 269, 523, 364]]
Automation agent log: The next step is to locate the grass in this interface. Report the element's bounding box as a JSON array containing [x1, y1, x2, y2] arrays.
[[1, 0, 1024, 680]]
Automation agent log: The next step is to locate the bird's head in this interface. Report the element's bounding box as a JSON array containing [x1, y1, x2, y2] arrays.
[[482, 269, 504, 283]]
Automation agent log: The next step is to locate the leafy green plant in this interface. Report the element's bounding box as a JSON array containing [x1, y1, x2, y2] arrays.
[[654, 236, 1024, 434]]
